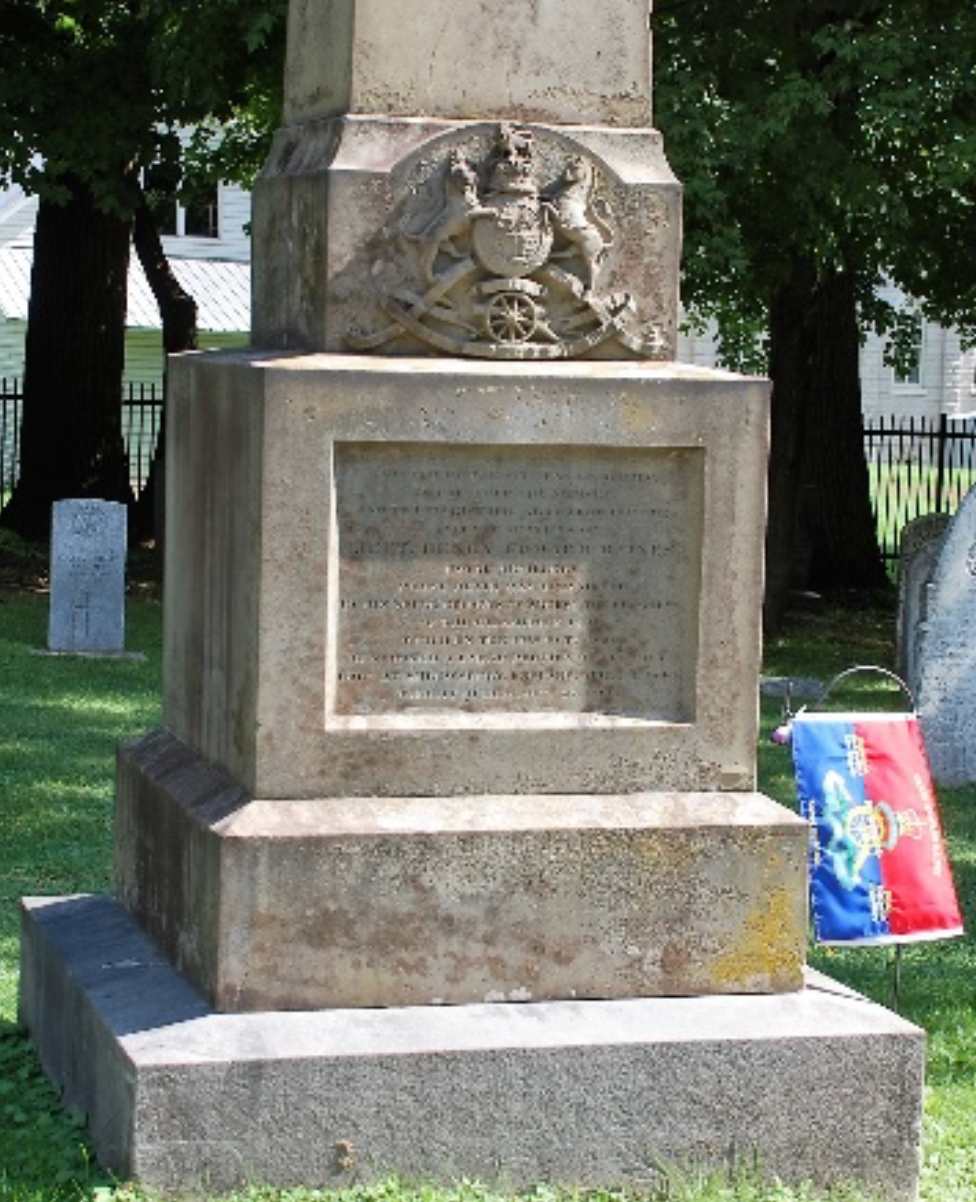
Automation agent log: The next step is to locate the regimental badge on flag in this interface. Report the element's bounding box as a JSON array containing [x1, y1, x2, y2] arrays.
[[791, 711, 964, 946]]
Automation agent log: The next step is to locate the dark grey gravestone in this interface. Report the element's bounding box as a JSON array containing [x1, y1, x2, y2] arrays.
[[918, 486, 976, 784], [896, 512, 949, 693], [48, 499, 127, 654]]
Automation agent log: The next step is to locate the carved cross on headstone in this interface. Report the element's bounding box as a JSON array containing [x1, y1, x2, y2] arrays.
[[47, 499, 127, 654]]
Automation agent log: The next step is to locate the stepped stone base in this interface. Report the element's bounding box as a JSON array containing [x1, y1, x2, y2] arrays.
[[115, 732, 808, 1010], [20, 895, 924, 1199]]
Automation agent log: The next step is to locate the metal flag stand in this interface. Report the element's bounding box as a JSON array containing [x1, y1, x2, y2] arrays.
[[890, 943, 904, 1013], [775, 664, 964, 1015]]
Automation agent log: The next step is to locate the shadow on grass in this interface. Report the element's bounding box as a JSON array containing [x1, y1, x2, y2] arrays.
[[0, 592, 163, 1015], [0, 1021, 112, 1199]]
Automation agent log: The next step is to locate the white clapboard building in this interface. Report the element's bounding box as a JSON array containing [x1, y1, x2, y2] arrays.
[[0, 181, 250, 385], [677, 282, 976, 422]]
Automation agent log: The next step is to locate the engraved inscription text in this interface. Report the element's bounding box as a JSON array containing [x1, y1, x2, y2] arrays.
[[331, 444, 702, 720]]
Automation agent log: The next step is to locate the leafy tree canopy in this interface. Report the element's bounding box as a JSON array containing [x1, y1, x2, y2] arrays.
[[0, 0, 287, 214], [0, 0, 287, 541], [655, 1, 976, 368]]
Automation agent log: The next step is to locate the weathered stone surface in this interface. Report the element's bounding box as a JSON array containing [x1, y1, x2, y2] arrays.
[[47, 499, 127, 654], [19, 0, 929, 1192], [896, 512, 949, 693], [251, 118, 681, 357], [254, 6, 678, 358], [115, 732, 808, 1011], [163, 353, 769, 800], [20, 895, 925, 1201], [917, 486, 976, 782], [283, 0, 654, 128]]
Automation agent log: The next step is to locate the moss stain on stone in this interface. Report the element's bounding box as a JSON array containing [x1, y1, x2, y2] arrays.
[[709, 885, 803, 990]]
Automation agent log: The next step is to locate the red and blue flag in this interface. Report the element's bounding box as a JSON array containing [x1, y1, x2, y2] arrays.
[[791, 712, 963, 945]]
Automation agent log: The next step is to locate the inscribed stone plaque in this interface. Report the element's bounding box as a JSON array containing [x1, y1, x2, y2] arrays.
[[48, 499, 127, 654], [329, 443, 703, 726]]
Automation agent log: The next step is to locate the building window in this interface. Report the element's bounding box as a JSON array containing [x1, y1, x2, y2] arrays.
[[142, 168, 220, 240], [182, 185, 220, 239], [894, 317, 923, 387]]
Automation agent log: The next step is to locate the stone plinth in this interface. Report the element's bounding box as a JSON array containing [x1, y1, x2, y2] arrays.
[[20, 895, 925, 1201], [163, 353, 768, 800], [252, 119, 681, 356], [115, 731, 807, 1011]]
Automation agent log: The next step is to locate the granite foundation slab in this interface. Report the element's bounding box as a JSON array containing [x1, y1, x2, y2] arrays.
[[115, 731, 808, 1011], [20, 895, 924, 1200]]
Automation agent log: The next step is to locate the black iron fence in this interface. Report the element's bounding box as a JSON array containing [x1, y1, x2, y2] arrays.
[[0, 377, 163, 502], [864, 413, 976, 568], [1, 378, 975, 569], [0, 376, 21, 503]]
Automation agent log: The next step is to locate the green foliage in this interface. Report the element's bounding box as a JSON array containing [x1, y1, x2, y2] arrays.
[[0, 0, 288, 213], [655, 1, 976, 350], [0, 1023, 110, 1197], [0, 589, 163, 1020], [0, 588, 160, 1200]]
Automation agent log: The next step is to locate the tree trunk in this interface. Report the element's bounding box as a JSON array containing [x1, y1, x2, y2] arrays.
[[798, 266, 888, 593], [764, 259, 888, 631], [1, 176, 133, 541], [130, 193, 198, 544], [764, 259, 816, 633]]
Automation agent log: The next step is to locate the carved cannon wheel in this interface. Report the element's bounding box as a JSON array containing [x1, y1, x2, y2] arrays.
[[484, 291, 539, 343]]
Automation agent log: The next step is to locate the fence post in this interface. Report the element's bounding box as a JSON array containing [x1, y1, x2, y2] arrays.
[[936, 412, 948, 513]]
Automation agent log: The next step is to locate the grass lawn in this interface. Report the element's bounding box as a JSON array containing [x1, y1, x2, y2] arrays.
[[868, 462, 976, 568], [1, 585, 974, 1202]]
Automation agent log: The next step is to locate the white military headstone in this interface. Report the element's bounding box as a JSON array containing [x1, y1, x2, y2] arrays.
[[47, 499, 127, 654], [917, 485, 976, 783]]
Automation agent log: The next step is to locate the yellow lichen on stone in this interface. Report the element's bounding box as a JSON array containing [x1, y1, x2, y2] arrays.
[[709, 885, 804, 991]]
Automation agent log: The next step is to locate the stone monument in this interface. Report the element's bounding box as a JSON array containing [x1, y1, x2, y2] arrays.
[[46, 498, 127, 655], [917, 486, 976, 783], [20, 2, 924, 1196], [896, 512, 949, 694]]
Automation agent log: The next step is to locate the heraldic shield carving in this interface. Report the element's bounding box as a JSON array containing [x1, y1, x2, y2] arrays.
[[347, 124, 667, 360]]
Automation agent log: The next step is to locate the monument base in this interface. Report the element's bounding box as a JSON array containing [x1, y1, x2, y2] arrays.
[[115, 732, 808, 1009], [20, 895, 924, 1200]]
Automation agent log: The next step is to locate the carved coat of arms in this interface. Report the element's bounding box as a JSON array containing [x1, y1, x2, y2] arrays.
[[348, 124, 664, 359]]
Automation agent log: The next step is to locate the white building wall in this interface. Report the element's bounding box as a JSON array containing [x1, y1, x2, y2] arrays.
[[676, 283, 976, 423], [856, 283, 976, 421], [160, 183, 251, 263], [676, 319, 722, 370], [0, 320, 25, 380], [0, 189, 35, 378], [0, 182, 252, 383]]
